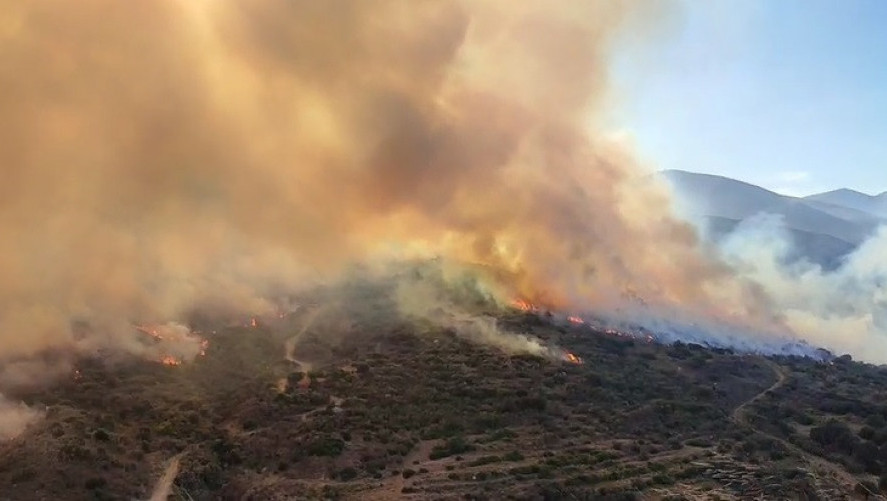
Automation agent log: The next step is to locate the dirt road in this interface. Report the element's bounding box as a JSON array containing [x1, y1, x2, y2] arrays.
[[732, 361, 882, 500]]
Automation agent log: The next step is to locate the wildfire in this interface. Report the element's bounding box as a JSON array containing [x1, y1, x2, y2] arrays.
[[510, 298, 536, 312], [160, 356, 182, 366], [563, 352, 583, 364], [250, 317, 258, 328], [134, 323, 210, 367], [135, 325, 163, 340], [508, 293, 658, 364]]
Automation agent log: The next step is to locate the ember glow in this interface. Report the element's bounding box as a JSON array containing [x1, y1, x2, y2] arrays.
[[133, 323, 208, 366], [510, 299, 537, 313], [135, 325, 163, 341], [563, 352, 583, 365], [159, 356, 182, 367]]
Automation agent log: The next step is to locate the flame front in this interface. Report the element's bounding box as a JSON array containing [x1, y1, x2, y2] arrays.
[[134, 323, 209, 366], [160, 356, 182, 366], [510, 299, 536, 312], [135, 325, 163, 340], [563, 352, 583, 365]]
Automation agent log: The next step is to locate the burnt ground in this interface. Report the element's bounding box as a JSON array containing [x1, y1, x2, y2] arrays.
[[1, 290, 887, 500]]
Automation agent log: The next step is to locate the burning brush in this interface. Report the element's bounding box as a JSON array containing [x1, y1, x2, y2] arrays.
[[134, 323, 209, 367], [562, 352, 583, 364]]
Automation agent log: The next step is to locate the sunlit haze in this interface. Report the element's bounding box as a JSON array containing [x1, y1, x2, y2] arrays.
[[613, 0, 887, 196]]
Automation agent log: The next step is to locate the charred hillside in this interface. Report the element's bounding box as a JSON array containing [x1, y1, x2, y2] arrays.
[[2, 284, 886, 500]]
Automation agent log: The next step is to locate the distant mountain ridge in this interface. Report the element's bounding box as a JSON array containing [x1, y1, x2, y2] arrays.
[[660, 170, 885, 270], [804, 188, 887, 218]]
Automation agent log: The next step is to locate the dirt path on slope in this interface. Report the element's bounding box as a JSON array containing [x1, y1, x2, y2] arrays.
[[732, 360, 882, 499], [732, 360, 787, 425], [358, 440, 439, 500]]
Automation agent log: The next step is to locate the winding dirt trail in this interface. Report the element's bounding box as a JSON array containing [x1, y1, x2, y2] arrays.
[[148, 452, 185, 501], [732, 360, 787, 425], [732, 360, 882, 499], [362, 440, 439, 500]]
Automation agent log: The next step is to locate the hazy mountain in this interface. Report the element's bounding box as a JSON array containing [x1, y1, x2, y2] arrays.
[[702, 216, 858, 271], [660, 170, 884, 269], [805, 188, 887, 218], [801, 198, 886, 226]]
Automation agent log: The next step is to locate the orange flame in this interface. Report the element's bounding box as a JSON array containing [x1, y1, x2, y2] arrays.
[[250, 317, 258, 328], [568, 315, 584, 325], [510, 299, 535, 312], [135, 325, 163, 340], [133, 323, 214, 369], [160, 355, 182, 366], [563, 352, 583, 364]]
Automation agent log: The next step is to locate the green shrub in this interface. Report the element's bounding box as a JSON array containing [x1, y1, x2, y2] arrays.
[[651, 473, 675, 485], [430, 436, 474, 460], [468, 455, 501, 467], [337, 467, 358, 481], [306, 436, 345, 457]]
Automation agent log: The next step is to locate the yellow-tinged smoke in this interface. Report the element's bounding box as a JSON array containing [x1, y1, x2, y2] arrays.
[[0, 394, 43, 440], [0, 1, 781, 364]]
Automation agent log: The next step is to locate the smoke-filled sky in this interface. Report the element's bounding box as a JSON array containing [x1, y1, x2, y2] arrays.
[[0, 0, 750, 354], [612, 0, 887, 197], [1, 0, 886, 367]]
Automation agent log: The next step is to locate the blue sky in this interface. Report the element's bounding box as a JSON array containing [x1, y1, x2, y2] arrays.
[[611, 0, 887, 196]]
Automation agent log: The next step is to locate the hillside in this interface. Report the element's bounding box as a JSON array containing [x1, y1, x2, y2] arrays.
[[1, 277, 887, 500], [805, 189, 887, 219], [702, 216, 857, 271], [661, 170, 883, 269]]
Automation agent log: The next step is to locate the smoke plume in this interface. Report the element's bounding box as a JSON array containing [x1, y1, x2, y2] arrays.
[[0, 395, 43, 440], [395, 272, 555, 359], [2, 0, 874, 369], [718, 217, 887, 361]]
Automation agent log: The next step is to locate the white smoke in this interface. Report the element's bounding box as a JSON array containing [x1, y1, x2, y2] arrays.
[[395, 276, 556, 360], [0, 394, 43, 441], [712, 214, 887, 362]]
